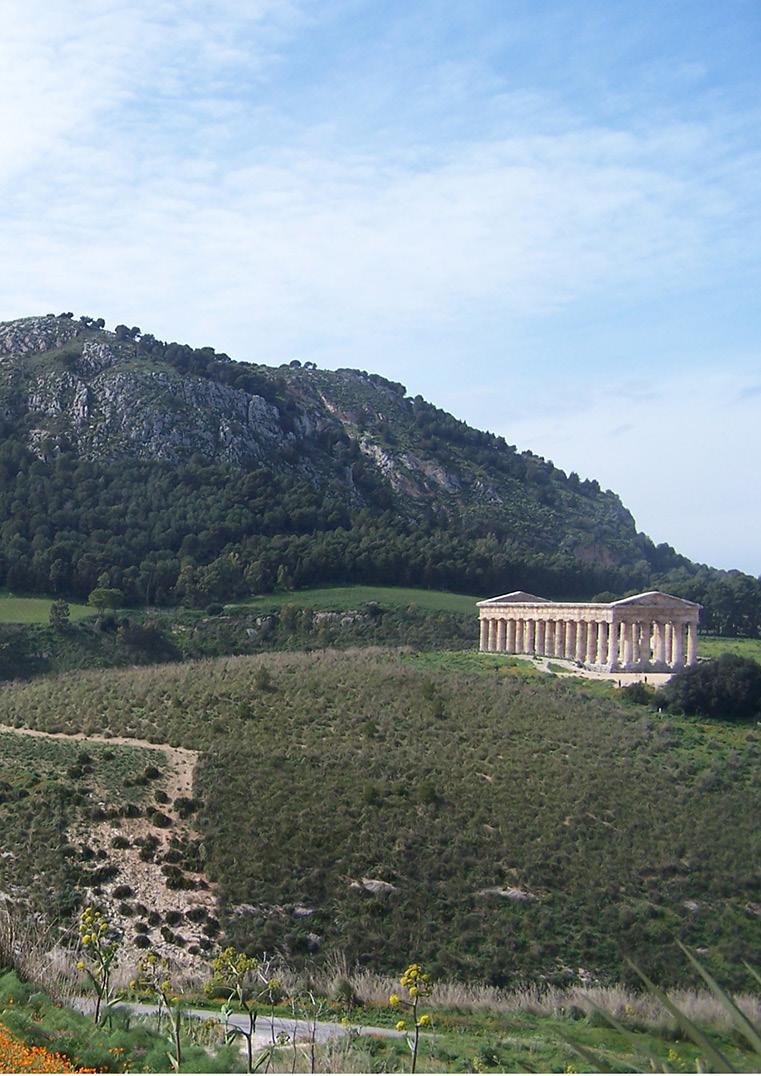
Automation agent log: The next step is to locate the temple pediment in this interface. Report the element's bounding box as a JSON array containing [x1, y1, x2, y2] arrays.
[[611, 590, 701, 610], [477, 591, 550, 606]]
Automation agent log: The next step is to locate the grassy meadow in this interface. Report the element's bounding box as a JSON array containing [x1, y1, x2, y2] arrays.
[[227, 583, 481, 615], [0, 648, 758, 992], [0, 591, 91, 623]]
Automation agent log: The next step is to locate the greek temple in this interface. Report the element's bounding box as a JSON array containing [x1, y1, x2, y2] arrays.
[[477, 590, 701, 672]]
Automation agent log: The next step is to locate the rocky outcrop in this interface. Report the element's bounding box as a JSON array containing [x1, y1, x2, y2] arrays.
[[0, 313, 650, 569], [0, 314, 85, 358]]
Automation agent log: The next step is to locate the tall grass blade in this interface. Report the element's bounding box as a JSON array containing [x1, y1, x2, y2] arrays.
[[677, 944, 761, 1056], [627, 960, 735, 1073]]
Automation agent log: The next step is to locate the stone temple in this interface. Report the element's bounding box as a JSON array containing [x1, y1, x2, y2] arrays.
[[477, 590, 701, 673]]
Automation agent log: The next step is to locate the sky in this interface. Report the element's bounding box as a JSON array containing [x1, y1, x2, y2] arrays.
[[1, 0, 759, 574]]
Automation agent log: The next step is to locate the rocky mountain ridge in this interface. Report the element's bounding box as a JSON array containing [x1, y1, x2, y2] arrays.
[[0, 312, 706, 608]]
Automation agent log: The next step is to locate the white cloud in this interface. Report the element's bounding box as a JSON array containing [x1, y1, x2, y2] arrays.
[[1, 2, 759, 573]]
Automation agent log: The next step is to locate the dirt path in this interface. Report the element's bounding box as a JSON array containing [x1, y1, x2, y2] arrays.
[[530, 657, 673, 687], [0, 723, 197, 801]]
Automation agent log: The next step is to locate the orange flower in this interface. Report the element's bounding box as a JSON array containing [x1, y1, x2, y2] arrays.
[[0, 1022, 97, 1073]]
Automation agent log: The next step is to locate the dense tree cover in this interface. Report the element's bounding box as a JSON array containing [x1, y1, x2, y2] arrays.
[[1, 314, 759, 632], [0, 431, 758, 632], [661, 654, 761, 720]]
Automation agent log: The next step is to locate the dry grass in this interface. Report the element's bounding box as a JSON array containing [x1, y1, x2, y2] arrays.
[[0, 906, 74, 1005], [280, 955, 761, 1034]]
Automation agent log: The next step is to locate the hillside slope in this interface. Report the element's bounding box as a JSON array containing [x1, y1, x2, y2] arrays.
[[1, 649, 758, 988], [0, 312, 755, 629]]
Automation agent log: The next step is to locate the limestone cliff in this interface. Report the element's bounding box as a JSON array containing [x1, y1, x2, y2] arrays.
[[0, 313, 657, 582]]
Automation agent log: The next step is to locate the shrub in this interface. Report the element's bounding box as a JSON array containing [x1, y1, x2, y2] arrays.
[[620, 682, 656, 706], [661, 654, 761, 720]]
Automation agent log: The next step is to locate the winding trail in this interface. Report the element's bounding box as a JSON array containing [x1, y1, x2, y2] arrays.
[[0, 723, 197, 801]]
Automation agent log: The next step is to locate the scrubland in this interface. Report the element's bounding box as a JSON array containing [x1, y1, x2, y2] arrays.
[[0, 648, 758, 992]]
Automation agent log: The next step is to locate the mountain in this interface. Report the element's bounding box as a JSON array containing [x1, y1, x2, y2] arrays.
[[0, 312, 756, 631]]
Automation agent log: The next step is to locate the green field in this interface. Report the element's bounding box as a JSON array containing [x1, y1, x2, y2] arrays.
[[699, 634, 761, 662], [227, 584, 481, 615], [0, 591, 91, 623]]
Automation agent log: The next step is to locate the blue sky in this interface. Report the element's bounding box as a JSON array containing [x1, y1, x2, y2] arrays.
[[1, 0, 759, 573]]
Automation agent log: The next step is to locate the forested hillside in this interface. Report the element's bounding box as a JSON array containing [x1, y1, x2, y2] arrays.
[[0, 313, 758, 632]]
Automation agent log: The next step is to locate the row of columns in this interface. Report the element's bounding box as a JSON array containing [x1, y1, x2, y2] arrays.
[[479, 616, 697, 671]]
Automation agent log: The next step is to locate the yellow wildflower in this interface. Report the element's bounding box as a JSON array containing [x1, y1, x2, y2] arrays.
[[395, 1020, 407, 1032], [418, 1014, 430, 1027], [389, 994, 400, 1007]]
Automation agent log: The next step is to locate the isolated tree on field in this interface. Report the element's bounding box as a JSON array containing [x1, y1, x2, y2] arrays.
[[87, 586, 124, 614], [49, 598, 70, 631]]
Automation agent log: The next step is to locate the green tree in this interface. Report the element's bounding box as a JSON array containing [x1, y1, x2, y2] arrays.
[[662, 654, 761, 721], [87, 586, 124, 614], [49, 598, 70, 631]]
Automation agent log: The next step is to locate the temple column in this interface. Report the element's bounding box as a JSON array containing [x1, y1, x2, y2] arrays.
[[479, 618, 488, 651], [536, 619, 546, 655], [596, 621, 608, 665], [665, 623, 674, 667], [585, 621, 597, 664], [575, 621, 587, 663], [555, 621, 565, 658], [564, 621, 576, 659], [639, 621, 651, 668], [526, 619, 536, 653], [654, 621, 665, 666], [545, 620, 554, 656], [631, 623, 641, 666], [515, 619, 524, 653], [622, 622, 634, 668], [487, 619, 496, 651], [673, 622, 685, 670], [686, 622, 697, 666], [608, 622, 620, 669], [496, 618, 506, 652], [506, 619, 516, 653]]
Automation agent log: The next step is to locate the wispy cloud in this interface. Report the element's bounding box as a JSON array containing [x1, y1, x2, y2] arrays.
[[1, 1, 759, 571], [501, 369, 761, 575]]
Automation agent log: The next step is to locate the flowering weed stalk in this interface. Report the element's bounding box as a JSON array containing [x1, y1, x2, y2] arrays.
[[206, 947, 280, 1074], [389, 963, 433, 1074], [76, 907, 119, 1026], [133, 953, 184, 1071]]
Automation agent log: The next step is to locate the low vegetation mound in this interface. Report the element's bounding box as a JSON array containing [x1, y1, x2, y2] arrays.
[[1, 650, 759, 990]]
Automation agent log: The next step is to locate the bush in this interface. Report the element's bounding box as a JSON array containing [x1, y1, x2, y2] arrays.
[[620, 682, 656, 706], [206, 603, 224, 616], [661, 654, 761, 720]]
